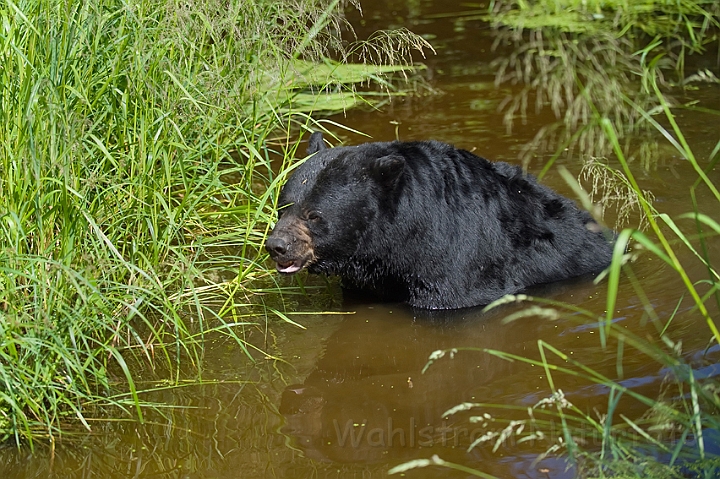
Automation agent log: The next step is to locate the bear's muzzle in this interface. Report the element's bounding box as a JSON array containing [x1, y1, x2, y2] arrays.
[[265, 218, 315, 274]]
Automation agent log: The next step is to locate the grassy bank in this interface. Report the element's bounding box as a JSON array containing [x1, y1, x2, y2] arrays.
[[0, 0, 429, 445]]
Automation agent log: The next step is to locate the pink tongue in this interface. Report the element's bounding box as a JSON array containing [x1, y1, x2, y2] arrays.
[[278, 263, 301, 274]]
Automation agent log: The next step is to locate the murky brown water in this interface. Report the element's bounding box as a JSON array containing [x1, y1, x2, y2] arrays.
[[2, 1, 719, 478]]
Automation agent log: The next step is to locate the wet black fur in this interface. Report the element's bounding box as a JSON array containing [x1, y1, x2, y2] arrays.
[[269, 132, 614, 309]]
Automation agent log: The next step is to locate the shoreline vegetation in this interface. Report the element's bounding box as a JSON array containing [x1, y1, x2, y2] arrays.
[[0, 0, 430, 445]]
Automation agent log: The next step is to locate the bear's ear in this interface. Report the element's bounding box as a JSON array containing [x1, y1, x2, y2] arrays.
[[307, 131, 327, 155], [370, 154, 405, 187]]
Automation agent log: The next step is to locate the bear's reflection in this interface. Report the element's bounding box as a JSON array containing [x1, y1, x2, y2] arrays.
[[279, 301, 548, 464]]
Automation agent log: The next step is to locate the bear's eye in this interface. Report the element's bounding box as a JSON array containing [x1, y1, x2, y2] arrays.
[[306, 211, 321, 222]]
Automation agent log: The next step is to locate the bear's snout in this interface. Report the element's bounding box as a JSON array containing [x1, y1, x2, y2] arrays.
[[266, 219, 316, 274], [266, 235, 290, 257]]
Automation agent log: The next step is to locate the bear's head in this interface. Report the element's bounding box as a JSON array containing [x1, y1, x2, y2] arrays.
[[265, 132, 405, 275]]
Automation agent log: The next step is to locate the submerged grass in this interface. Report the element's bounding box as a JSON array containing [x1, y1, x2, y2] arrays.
[[450, 0, 720, 168], [0, 0, 430, 445]]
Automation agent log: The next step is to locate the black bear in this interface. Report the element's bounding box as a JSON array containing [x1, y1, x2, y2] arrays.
[[265, 132, 614, 309]]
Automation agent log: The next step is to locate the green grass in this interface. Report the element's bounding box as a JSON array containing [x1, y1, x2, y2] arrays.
[[0, 0, 430, 445], [485, 0, 720, 41]]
